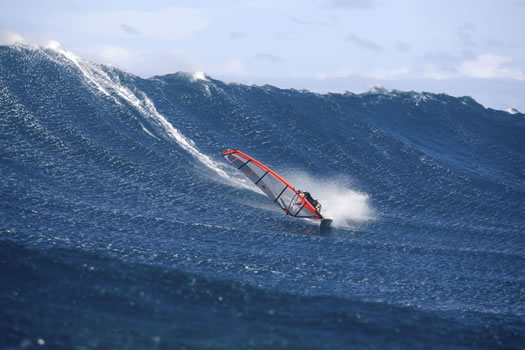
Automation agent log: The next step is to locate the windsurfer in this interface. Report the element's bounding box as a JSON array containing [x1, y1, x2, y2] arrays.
[[222, 149, 326, 221], [297, 190, 322, 213]]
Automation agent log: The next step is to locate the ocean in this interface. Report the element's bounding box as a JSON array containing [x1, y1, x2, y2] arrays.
[[1, 44, 524, 349]]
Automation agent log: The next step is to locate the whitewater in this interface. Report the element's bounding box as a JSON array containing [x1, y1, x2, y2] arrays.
[[1, 43, 524, 349]]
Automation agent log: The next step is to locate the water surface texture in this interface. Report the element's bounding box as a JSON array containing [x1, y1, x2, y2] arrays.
[[1, 45, 524, 349]]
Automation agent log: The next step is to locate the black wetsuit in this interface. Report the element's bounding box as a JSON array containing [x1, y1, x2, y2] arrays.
[[303, 192, 319, 209]]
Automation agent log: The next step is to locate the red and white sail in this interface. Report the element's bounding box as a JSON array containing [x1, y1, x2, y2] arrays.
[[222, 149, 323, 220]]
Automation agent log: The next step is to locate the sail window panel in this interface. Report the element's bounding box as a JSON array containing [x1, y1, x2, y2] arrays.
[[241, 163, 266, 184], [295, 206, 315, 218], [248, 170, 261, 183], [289, 202, 305, 217], [277, 188, 302, 212], [257, 173, 286, 201], [226, 153, 248, 168]]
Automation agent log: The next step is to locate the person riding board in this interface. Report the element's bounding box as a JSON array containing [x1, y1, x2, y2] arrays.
[[297, 190, 322, 214]]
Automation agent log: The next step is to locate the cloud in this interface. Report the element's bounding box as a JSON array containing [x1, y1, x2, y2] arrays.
[[366, 52, 525, 81], [457, 23, 477, 47], [217, 58, 246, 76], [80, 46, 152, 73], [422, 50, 459, 63], [275, 32, 293, 40], [485, 39, 516, 49], [421, 64, 457, 80], [253, 53, 284, 63], [369, 67, 410, 80], [457, 54, 525, 80], [98, 46, 139, 64], [315, 66, 354, 80], [0, 29, 25, 45], [120, 24, 139, 35], [76, 45, 202, 77], [229, 32, 245, 40], [81, 43, 250, 79], [418, 51, 461, 79], [310, 64, 413, 81], [345, 34, 383, 51], [316, 65, 410, 81], [288, 14, 337, 25], [53, 8, 208, 41], [324, 0, 376, 9], [395, 40, 411, 53]]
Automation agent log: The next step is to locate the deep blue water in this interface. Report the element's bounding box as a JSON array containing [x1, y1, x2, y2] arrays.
[[1, 44, 524, 349]]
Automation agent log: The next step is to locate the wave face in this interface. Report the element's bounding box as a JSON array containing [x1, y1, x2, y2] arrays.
[[1, 45, 524, 349]]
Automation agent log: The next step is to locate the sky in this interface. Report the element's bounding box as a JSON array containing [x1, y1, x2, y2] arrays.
[[1, 0, 524, 112]]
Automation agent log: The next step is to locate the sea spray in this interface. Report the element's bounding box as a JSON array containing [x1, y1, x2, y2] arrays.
[[284, 171, 374, 227]]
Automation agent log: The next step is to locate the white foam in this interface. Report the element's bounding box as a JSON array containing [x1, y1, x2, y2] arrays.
[[506, 107, 520, 115], [140, 124, 159, 140], [283, 170, 374, 228], [46, 43, 111, 97], [192, 71, 208, 81], [47, 44, 250, 189], [0, 29, 25, 45]]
